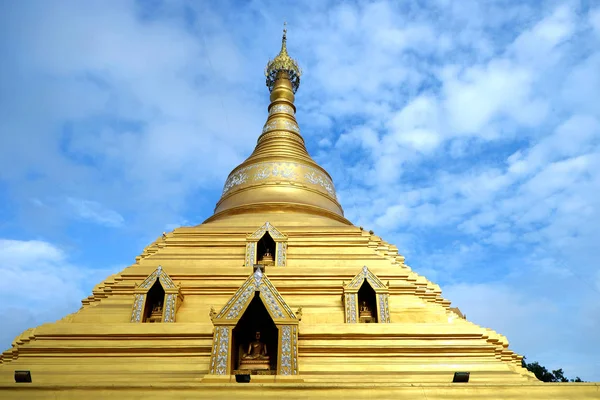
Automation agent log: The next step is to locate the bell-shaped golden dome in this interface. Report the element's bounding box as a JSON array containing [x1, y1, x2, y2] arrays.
[[209, 26, 345, 223]]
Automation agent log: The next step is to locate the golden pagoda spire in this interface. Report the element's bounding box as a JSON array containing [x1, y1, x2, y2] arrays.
[[210, 25, 346, 224], [265, 22, 302, 93]]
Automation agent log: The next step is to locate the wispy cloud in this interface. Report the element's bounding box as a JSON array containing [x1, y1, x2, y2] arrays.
[[0, 239, 120, 348], [66, 197, 124, 227]]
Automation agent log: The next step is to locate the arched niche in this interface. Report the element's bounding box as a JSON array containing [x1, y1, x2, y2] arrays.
[[144, 279, 166, 322], [343, 266, 391, 323], [130, 266, 183, 323], [245, 222, 288, 267], [209, 268, 298, 376], [232, 293, 278, 372]]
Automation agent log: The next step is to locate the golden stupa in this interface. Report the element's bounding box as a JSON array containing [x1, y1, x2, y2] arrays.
[[0, 28, 596, 400]]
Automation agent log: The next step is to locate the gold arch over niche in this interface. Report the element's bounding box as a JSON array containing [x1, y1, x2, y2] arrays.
[[343, 266, 391, 323], [130, 266, 183, 323], [209, 268, 298, 376], [245, 222, 288, 267]]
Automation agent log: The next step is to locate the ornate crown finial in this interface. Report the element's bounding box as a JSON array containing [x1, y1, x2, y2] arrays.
[[265, 23, 302, 93]]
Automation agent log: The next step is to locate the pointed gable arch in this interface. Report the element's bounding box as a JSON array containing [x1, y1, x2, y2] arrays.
[[209, 268, 298, 376], [244, 221, 288, 267], [130, 266, 183, 323], [345, 265, 387, 290], [214, 269, 296, 322], [343, 266, 391, 323]]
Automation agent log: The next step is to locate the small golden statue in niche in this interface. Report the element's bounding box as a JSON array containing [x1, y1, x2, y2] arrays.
[[239, 331, 271, 370], [359, 300, 374, 323], [259, 249, 274, 266], [147, 301, 163, 323]]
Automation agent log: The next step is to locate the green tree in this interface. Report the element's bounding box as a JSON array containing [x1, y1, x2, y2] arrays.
[[521, 357, 583, 382]]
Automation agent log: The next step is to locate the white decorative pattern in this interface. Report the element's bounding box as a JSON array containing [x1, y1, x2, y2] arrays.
[[159, 277, 175, 289], [262, 278, 296, 319], [214, 269, 296, 322], [282, 120, 300, 133], [248, 222, 286, 241], [292, 325, 298, 374], [217, 281, 250, 319], [130, 294, 145, 322], [255, 163, 298, 181], [221, 162, 337, 199], [254, 268, 263, 284], [140, 265, 175, 289], [280, 325, 292, 375], [260, 282, 285, 318], [132, 266, 181, 323], [379, 294, 385, 323], [366, 274, 379, 289], [222, 170, 249, 195], [345, 293, 357, 323], [344, 267, 390, 324], [266, 222, 286, 239], [210, 327, 230, 375], [249, 222, 268, 239], [304, 166, 336, 197], [208, 271, 298, 376], [262, 119, 300, 134], [140, 271, 159, 289], [269, 104, 294, 115], [384, 294, 391, 323], [164, 294, 176, 322], [225, 284, 256, 319], [377, 294, 387, 323], [245, 242, 256, 267], [304, 171, 335, 196], [348, 266, 386, 289], [276, 242, 287, 267], [262, 120, 277, 133]]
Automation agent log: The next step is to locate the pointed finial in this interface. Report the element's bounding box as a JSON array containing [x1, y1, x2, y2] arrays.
[[265, 22, 301, 93], [282, 22, 287, 51]]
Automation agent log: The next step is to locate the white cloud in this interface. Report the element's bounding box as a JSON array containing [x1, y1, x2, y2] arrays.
[[0, 239, 119, 350], [442, 59, 545, 135], [67, 197, 124, 227], [0, 0, 265, 231], [511, 4, 576, 65], [442, 281, 596, 376], [388, 95, 442, 153], [508, 115, 599, 176]]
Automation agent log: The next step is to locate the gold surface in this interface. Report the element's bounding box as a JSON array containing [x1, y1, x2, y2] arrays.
[[214, 28, 343, 221], [1, 32, 596, 399]]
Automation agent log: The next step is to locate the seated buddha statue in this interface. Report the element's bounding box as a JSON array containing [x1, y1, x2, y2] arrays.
[[146, 301, 163, 323], [239, 331, 270, 370], [359, 300, 374, 323], [260, 249, 274, 266]]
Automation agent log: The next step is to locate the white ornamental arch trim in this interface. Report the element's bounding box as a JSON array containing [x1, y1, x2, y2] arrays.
[[244, 221, 288, 267], [130, 265, 183, 323], [209, 268, 299, 376], [343, 266, 391, 324]]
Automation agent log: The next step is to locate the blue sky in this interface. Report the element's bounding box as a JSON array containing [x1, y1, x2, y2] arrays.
[[1, 0, 599, 381]]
